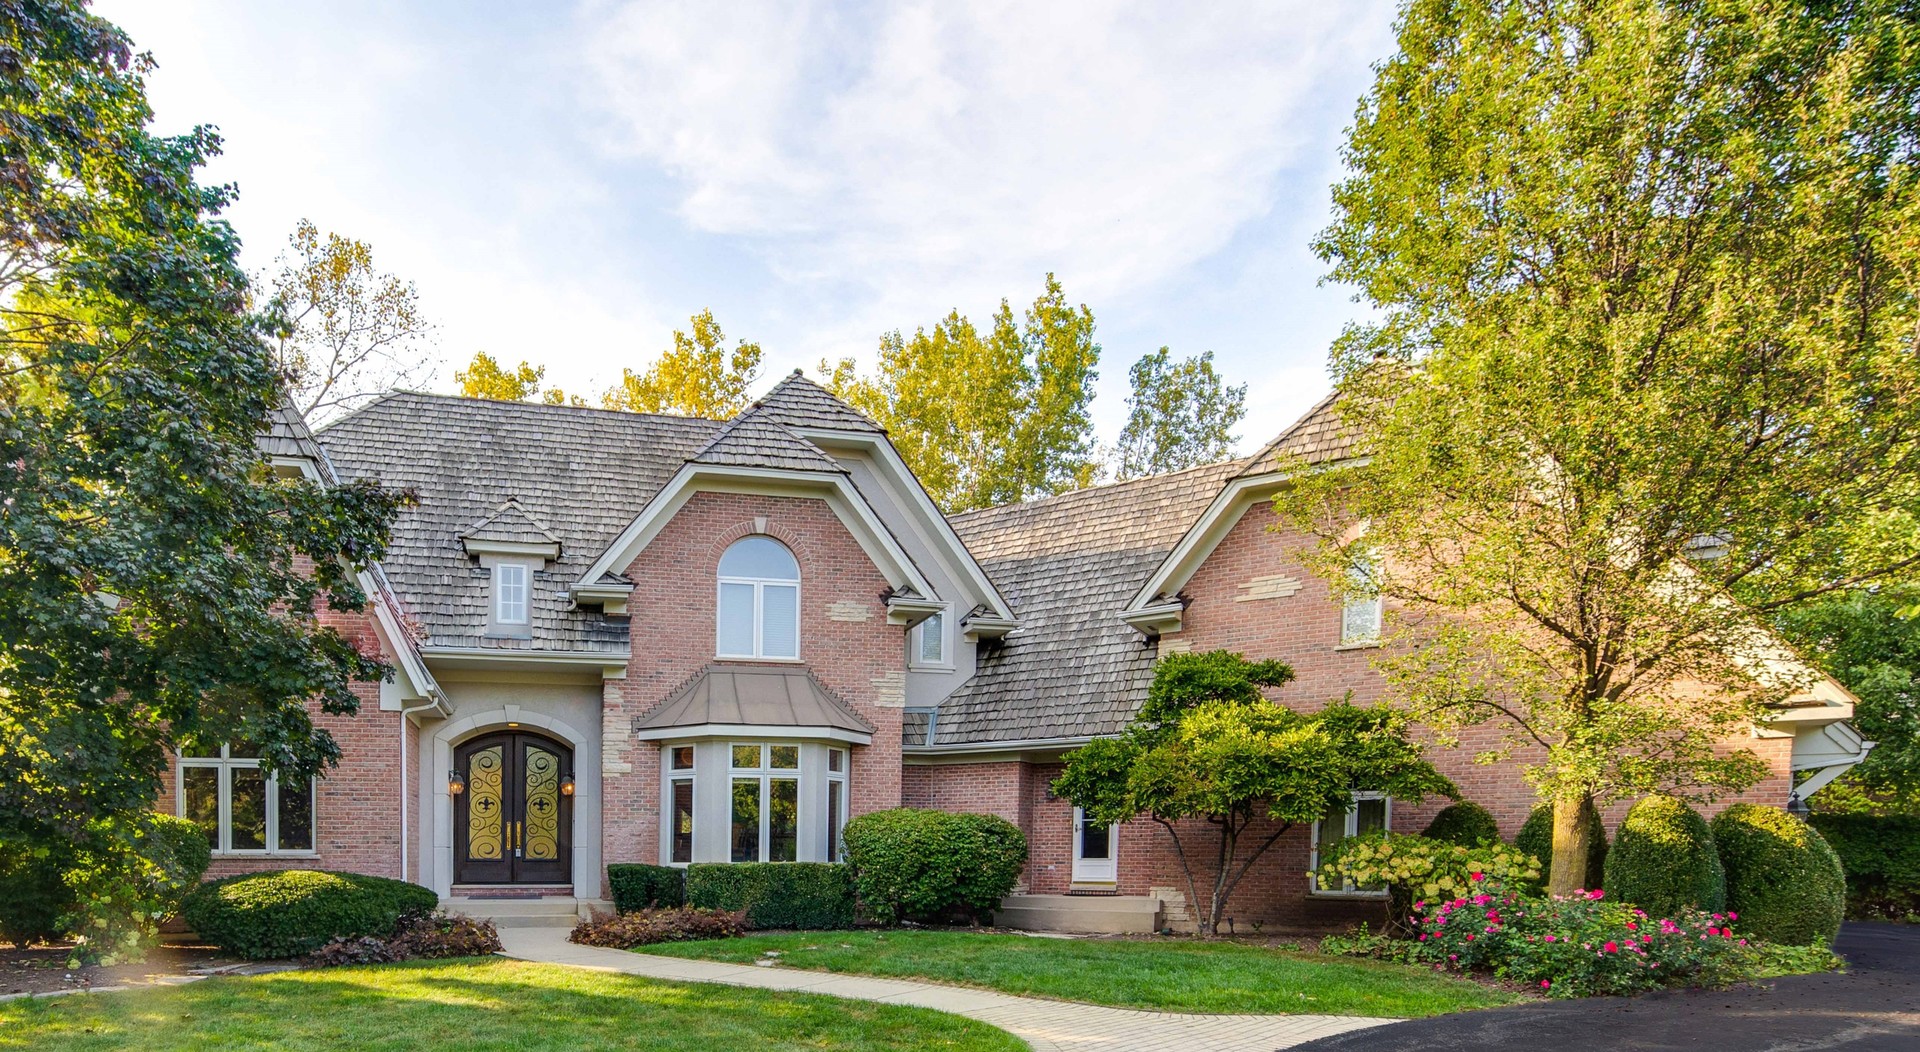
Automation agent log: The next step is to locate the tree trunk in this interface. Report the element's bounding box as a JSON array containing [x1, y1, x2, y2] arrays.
[[1546, 790, 1596, 897]]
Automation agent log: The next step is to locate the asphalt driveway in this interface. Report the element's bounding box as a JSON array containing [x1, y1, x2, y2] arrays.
[[1292, 923, 1920, 1052]]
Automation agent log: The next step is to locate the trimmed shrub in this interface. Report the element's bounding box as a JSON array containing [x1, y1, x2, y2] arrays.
[[842, 808, 1028, 925], [0, 843, 73, 947], [570, 907, 747, 949], [1514, 803, 1608, 891], [1712, 804, 1846, 945], [181, 870, 438, 959], [1422, 802, 1502, 846], [1809, 813, 1920, 921], [1605, 796, 1725, 916], [608, 863, 686, 912], [685, 863, 855, 929]]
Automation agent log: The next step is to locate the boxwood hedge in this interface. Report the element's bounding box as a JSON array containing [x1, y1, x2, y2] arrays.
[[181, 869, 437, 959], [1604, 796, 1725, 915], [608, 863, 686, 912], [842, 808, 1026, 925], [1713, 804, 1845, 945], [1809, 813, 1920, 921], [685, 862, 854, 929], [1422, 802, 1502, 846]]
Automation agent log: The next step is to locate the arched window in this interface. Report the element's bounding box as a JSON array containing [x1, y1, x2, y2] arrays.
[[717, 536, 800, 659]]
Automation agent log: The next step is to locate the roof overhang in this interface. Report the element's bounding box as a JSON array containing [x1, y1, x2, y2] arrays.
[[903, 734, 1095, 761], [460, 537, 561, 561], [633, 723, 873, 746], [885, 593, 944, 628], [1119, 472, 1293, 633], [789, 426, 1019, 625], [960, 613, 1018, 641], [420, 646, 630, 675], [572, 580, 634, 616], [571, 462, 937, 607]]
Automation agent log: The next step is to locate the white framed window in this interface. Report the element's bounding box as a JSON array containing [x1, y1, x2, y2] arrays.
[[717, 536, 800, 660], [729, 743, 800, 862], [1340, 551, 1383, 646], [666, 745, 695, 865], [495, 562, 529, 625], [826, 747, 849, 862], [177, 745, 316, 855], [1309, 792, 1390, 896], [909, 611, 949, 669]]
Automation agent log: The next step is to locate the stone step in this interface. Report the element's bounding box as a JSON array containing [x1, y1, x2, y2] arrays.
[[993, 894, 1164, 935], [442, 895, 603, 929]]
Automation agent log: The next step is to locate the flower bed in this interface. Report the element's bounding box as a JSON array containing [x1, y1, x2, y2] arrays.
[[1414, 883, 1749, 996]]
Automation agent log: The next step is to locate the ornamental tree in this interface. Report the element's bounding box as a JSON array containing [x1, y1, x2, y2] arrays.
[[0, 0, 405, 882], [1053, 651, 1455, 935], [1287, 0, 1920, 895]]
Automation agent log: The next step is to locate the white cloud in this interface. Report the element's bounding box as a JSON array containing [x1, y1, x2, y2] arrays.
[[577, 0, 1390, 347]]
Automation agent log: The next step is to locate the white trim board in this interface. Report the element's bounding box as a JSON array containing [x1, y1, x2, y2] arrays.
[[571, 464, 937, 604]]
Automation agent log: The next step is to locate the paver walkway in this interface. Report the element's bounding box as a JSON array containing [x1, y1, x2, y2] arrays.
[[498, 927, 1395, 1052]]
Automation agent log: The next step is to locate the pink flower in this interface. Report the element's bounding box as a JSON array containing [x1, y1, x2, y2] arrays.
[[1603, 941, 1619, 953], [1588, 889, 1605, 900], [1540, 980, 1551, 988], [1466, 934, 1476, 942], [1470, 872, 1485, 882], [1544, 935, 1557, 943], [1706, 927, 1719, 937], [1728, 912, 1738, 921], [1737, 939, 1748, 946], [1624, 922, 1637, 931]]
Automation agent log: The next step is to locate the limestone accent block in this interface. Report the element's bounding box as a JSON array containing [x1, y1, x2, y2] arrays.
[[871, 669, 907, 708], [827, 600, 874, 623], [1151, 885, 1192, 924], [1157, 638, 1192, 656], [1235, 573, 1304, 603]]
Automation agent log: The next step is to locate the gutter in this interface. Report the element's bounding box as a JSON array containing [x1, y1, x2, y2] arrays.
[[903, 734, 1097, 758]]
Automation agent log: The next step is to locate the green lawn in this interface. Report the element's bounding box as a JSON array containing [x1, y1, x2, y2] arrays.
[[650, 930, 1522, 1018], [0, 958, 1023, 1052]]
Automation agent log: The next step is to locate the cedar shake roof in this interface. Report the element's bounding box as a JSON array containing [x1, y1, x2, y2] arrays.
[[750, 370, 885, 433], [691, 408, 848, 473], [1233, 389, 1357, 478], [636, 665, 875, 737], [935, 459, 1249, 745], [319, 392, 723, 651]]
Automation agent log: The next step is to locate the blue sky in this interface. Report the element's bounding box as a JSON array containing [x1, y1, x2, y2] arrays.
[[100, 1, 1396, 453]]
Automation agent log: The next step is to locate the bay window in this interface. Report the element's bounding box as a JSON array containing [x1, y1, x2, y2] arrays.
[[661, 740, 850, 865]]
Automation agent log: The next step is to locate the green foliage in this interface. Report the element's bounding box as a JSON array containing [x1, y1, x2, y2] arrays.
[[1113, 347, 1247, 480], [684, 863, 855, 930], [144, 815, 213, 900], [824, 274, 1101, 511], [181, 870, 437, 960], [0, 841, 72, 946], [0, 1, 407, 920], [841, 809, 1027, 925], [602, 309, 762, 418], [1605, 797, 1725, 916], [569, 907, 750, 949], [1515, 804, 1608, 892], [1775, 588, 1920, 808], [1710, 805, 1845, 945], [1809, 813, 1920, 921], [1421, 803, 1502, 847], [1416, 884, 1766, 998], [607, 863, 687, 912], [1315, 832, 1539, 933], [1286, 0, 1920, 896], [1054, 651, 1455, 934]]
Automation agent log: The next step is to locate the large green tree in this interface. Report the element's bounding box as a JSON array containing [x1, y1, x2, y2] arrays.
[[1776, 588, 1920, 813], [0, 0, 404, 880], [825, 275, 1100, 511], [1053, 652, 1454, 934], [603, 308, 762, 418], [455, 351, 579, 405], [1113, 347, 1246, 480], [1287, 0, 1920, 895]]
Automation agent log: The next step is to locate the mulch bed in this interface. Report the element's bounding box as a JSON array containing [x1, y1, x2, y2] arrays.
[[1, 942, 268, 998]]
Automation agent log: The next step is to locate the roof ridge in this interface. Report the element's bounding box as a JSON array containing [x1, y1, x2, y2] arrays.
[[952, 457, 1251, 523], [325, 389, 731, 429]]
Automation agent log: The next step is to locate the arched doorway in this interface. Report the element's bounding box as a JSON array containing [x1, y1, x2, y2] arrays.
[[453, 731, 573, 885]]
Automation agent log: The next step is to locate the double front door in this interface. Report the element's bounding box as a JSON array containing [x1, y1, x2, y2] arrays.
[[454, 731, 572, 885]]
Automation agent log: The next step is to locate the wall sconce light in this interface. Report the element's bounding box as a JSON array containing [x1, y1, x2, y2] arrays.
[[561, 773, 576, 797], [448, 770, 466, 796]]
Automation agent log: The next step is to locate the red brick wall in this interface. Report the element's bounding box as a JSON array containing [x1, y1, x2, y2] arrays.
[[601, 490, 907, 867], [157, 603, 411, 884]]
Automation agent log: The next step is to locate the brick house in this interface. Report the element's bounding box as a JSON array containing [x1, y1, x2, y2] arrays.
[[170, 374, 1873, 931]]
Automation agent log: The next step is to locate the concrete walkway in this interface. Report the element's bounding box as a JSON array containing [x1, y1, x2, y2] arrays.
[[497, 927, 1394, 1052]]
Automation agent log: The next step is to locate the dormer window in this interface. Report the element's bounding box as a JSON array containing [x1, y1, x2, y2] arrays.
[[495, 563, 529, 625], [717, 536, 799, 659]]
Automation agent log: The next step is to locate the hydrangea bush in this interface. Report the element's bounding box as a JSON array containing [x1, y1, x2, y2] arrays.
[[1414, 881, 1749, 997], [1315, 832, 1541, 933]]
